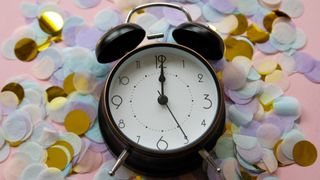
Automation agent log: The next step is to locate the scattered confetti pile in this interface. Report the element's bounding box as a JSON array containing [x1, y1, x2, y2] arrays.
[[0, 0, 319, 179]]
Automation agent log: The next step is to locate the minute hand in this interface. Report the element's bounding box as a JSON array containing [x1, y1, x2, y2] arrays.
[[157, 91, 188, 140]]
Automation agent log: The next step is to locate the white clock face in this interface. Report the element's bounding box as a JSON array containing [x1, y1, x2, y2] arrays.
[[107, 44, 220, 152]]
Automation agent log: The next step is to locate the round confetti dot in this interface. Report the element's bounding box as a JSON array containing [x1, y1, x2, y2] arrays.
[[73, 0, 102, 9], [17, 142, 46, 163], [38, 11, 64, 36], [272, 17, 296, 44], [73, 72, 96, 94], [255, 59, 278, 75], [46, 146, 69, 170], [4, 152, 33, 180], [58, 132, 82, 156], [54, 140, 75, 158], [20, 163, 47, 180], [31, 56, 56, 80], [247, 24, 270, 43], [293, 140, 317, 167], [14, 38, 38, 62], [94, 8, 120, 32], [75, 26, 104, 50], [209, 0, 236, 14], [280, 0, 304, 18], [213, 15, 238, 34], [230, 14, 248, 36], [224, 37, 254, 61], [1, 82, 25, 103], [64, 110, 91, 135], [0, 143, 10, 163], [37, 167, 64, 180], [46, 86, 67, 102], [63, 73, 76, 95]]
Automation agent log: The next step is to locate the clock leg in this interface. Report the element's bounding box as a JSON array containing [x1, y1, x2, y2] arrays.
[[108, 149, 130, 176], [198, 149, 223, 175]]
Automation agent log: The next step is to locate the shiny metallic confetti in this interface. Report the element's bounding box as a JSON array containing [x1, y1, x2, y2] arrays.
[[14, 38, 38, 62], [0, 0, 318, 180], [38, 11, 64, 36], [64, 110, 91, 135], [293, 140, 317, 167], [1, 82, 25, 103]]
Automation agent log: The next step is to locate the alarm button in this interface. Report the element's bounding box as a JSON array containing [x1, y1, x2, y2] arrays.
[[96, 23, 146, 63]]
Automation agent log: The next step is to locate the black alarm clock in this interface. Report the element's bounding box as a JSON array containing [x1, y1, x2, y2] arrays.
[[96, 2, 226, 177]]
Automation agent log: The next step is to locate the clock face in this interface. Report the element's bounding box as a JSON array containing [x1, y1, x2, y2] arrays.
[[106, 43, 221, 152]]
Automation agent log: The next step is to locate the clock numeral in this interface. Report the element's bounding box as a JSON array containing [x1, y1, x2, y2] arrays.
[[119, 76, 129, 85], [136, 61, 141, 69], [198, 73, 204, 83], [118, 119, 125, 128], [182, 60, 185, 68], [203, 94, 213, 109], [136, 136, 141, 144], [156, 136, 168, 151], [111, 95, 122, 109], [155, 55, 167, 69], [201, 119, 207, 127]]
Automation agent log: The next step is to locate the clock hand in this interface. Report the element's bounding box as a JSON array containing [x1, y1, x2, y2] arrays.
[[157, 59, 168, 105], [157, 91, 188, 140]]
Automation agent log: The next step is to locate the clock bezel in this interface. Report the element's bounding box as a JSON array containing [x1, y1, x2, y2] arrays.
[[101, 42, 224, 157]]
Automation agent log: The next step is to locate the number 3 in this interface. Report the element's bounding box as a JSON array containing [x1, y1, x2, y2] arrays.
[[203, 94, 212, 109]]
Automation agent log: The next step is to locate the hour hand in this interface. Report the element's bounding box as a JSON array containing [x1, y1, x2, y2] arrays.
[[157, 59, 168, 105]]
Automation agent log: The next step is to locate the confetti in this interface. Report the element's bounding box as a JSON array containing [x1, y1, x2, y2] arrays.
[[0, 0, 318, 180], [293, 140, 317, 167]]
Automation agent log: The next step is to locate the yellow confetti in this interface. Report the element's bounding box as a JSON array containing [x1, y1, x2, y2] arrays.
[[231, 14, 248, 36], [247, 24, 270, 44], [39, 11, 64, 36], [64, 110, 91, 135], [224, 37, 254, 61], [14, 38, 38, 62], [1, 82, 25, 104], [293, 140, 317, 167]]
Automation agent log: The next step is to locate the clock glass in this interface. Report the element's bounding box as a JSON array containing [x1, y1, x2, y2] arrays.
[[106, 43, 220, 152]]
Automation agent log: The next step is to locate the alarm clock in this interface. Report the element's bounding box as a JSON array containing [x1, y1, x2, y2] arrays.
[[96, 2, 226, 177]]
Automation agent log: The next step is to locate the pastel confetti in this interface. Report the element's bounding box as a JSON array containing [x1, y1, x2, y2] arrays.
[[17, 142, 46, 162], [37, 167, 64, 180], [273, 96, 300, 116], [201, 3, 224, 23], [222, 62, 247, 90], [257, 123, 281, 149], [20, 163, 47, 180], [94, 9, 120, 32], [304, 61, 320, 83], [293, 52, 316, 74], [73, 0, 102, 9], [228, 105, 253, 126], [209, 0, 236, 14], [280, 0, 304, 18], [0, 0, 318, 180]]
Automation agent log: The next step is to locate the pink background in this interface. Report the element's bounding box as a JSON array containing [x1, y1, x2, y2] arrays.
[[0, 0, 319, 179]]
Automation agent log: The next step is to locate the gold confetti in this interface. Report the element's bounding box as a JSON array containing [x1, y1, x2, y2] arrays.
[[14, 38, 38, 62], [247, 24, 270, 44], [46, 146, 69, 170], [64, 110, 91, 136], [231, 14, 248, 36], [39, 11, 64, 36], [293, 140, 317, 167], [224, 37, 254, 61], [263, 10, 290, 32], [1, 82, 25, 104], [54, 140, 74, 158], [46, 86, 68, 102], [63, 73, 76, 95]]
